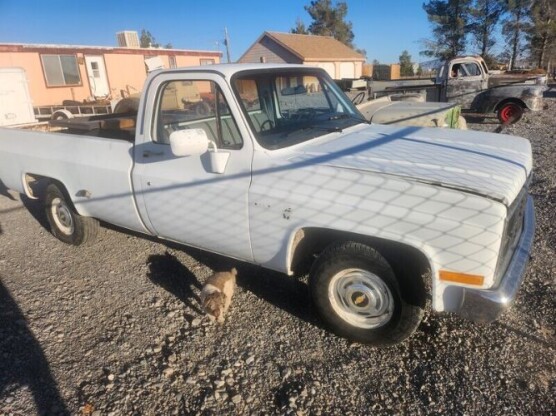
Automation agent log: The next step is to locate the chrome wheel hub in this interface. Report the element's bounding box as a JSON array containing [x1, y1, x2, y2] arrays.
[[328, 268, 394, 329], [51, 197, 74, 235]]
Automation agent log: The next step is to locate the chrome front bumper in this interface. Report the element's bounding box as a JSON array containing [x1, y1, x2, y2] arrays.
[[456, 196, 535, 323]]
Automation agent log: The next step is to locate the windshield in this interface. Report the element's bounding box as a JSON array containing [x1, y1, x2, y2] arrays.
[[232, 69, 366, 149]]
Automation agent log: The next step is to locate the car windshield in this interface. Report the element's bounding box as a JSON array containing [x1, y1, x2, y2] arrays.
[[232, 69, 366, 149]]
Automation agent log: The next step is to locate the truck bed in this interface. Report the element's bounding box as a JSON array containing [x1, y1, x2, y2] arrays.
[[0, 125, 143, 232], [49, 113, 137, 141], [488, 73, 547, 88]]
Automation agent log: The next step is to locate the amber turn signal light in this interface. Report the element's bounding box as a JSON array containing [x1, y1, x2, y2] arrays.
[[439, 270, 485, 286]]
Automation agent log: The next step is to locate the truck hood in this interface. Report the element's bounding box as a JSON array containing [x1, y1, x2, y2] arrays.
[[291, 124, 532, 205]]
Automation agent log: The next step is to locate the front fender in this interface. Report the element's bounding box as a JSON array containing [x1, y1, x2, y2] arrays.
[[472, 85, 544, 113]]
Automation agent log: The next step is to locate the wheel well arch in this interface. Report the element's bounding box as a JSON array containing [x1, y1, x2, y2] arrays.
[[288, 227, 432, 299], [23, 173, 73, 206]]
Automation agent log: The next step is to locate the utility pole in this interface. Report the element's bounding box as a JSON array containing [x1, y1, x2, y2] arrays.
[[224, 27, 232, 63]]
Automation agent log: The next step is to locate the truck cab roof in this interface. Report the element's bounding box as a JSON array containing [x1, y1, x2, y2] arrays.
[[149, 63, 313, 79]]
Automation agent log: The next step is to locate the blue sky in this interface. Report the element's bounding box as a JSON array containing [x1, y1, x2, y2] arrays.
[[0, 1, 437, 64]]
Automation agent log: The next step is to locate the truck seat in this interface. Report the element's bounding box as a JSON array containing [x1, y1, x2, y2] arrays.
[[249, 111, 271, 132]]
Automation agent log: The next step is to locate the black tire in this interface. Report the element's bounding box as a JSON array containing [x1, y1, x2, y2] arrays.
[[310, 241, 424, 346], [44, 183, 98, 246], [497, 102, 524, 124]]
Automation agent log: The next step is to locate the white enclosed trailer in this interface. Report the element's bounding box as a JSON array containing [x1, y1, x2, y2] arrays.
[[0, 67, 36, 127]]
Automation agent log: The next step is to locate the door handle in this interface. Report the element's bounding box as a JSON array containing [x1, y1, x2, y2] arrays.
[[143, 150, 164, 157]]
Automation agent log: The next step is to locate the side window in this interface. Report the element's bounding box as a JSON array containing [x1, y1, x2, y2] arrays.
[[153, 80, 242, 149], [452, 62, 482, 78], [462, 63, 481, 76], [450, 64, 462, 78]]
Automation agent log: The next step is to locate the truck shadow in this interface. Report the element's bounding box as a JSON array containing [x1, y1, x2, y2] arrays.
[[0, 179, 16, 201], [0, 279, 69, 415], [19, 194, 50, 230], [101, 223, 322, 329], [175, 244, 321, 329], [0, 180, 16, 234], [12, 176, 50, 231]]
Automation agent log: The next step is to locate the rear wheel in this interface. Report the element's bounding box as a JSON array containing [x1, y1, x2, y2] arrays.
[[44, 183, 98, 245], [497, 102, 524, 124], [310, 241, 424, 346]]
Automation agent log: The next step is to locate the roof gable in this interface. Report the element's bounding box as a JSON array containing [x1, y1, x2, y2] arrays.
[[263, 31, 364, 62]]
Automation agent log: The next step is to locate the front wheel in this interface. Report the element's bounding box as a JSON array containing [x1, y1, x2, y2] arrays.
[[497, 102, 524, 124], [45, 183, 98, 245], [310, 241, 424, 346]]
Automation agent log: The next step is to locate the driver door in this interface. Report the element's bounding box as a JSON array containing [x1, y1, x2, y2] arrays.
[[445, 61, 484, 109], [132, 72, 254, 261]]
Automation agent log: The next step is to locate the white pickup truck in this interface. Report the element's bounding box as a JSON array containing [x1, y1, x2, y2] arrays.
[[0, 64, 535, 346]]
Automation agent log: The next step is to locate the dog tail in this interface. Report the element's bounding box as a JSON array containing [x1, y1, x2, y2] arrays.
[[231, 267, 238, 276]]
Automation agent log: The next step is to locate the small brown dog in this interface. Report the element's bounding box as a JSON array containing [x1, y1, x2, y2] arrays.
[[200, 268, 237, 323]]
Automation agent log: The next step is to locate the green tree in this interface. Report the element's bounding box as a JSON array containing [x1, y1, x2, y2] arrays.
[[140, 29, 173, 49], [468, 0, 506, 63], [399, 50, 415, 76], [304, 0, 355, 47], [527, 0, 556, 68], [421, 0, 472, 60], [291, 18, 309, 34], [140, 29, 158, 48], [501, 0, 532, 69]]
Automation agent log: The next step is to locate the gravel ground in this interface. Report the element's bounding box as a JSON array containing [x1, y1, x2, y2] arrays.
[[0, 89, 555, 416]]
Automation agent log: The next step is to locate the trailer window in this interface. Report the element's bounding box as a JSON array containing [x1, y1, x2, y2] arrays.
[[41, 55, 81, 86]]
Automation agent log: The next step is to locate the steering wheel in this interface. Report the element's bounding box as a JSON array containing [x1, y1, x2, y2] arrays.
[[351, 91, 366, 106], [260, 119, 274, 131]]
